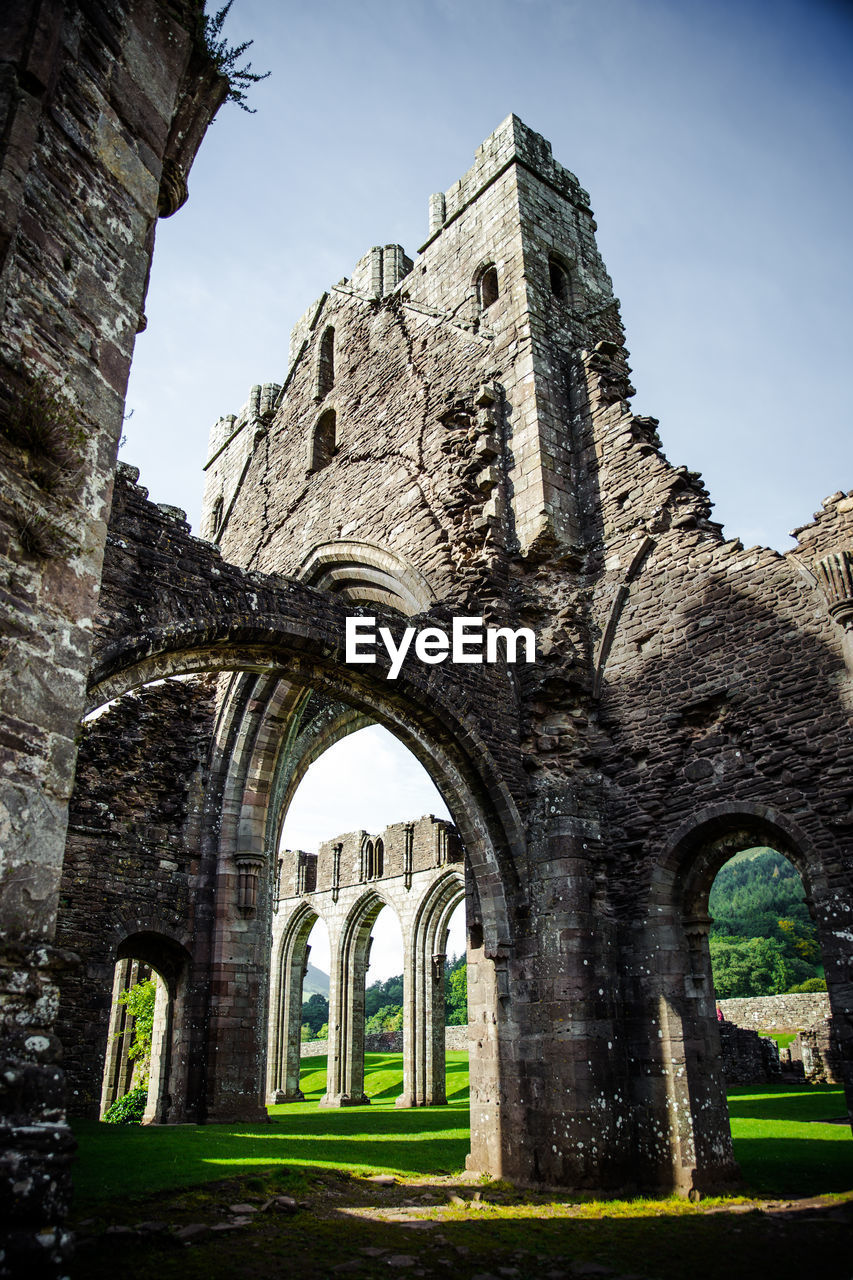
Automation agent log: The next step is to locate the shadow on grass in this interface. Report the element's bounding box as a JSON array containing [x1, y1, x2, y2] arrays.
[[733, 1135, 853, 1197], [727, 1085, 850, 1124], [74, 1175, 853, 1280], [71, 1098, 471, 1207]]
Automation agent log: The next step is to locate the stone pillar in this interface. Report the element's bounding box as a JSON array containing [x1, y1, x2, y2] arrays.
[[0, 3, 226, 1267], [268, 922, 314, 1103], [321, 926, 346, 1106], [812, 884, 853, 1120], [630, 912, 738, 1193], [471, 806, 634, 1189], [465, 932, 506, 1175], [397, 936, 418, 1109], [321, 911, 376, 1107], [142, 975, 171, 1124], [426, 951, 447, 1105]]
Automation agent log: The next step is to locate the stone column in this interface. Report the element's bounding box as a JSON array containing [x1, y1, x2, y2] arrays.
[[396, 937, 418, 1109], [320, 925, 346, 1106], [143, 974, 171, 1124], [270, 927, 313, 1103], [812, 883, 853, 1121], [630, 911, 737, 1193], [321, 913, 374, 1107], [426, 951, 447, 1105]]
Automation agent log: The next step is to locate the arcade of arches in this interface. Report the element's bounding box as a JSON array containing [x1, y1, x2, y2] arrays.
[[3, 95, 853, 1276]]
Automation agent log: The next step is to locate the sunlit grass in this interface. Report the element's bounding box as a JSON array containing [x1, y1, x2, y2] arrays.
[[727, 1082, 852, 1195], [758, 1030, 798, 1049], [71, 1053, 470, 1206], [70, 1054, 851, 1210]]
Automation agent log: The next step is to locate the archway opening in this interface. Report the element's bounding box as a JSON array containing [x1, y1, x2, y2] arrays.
[[270, 721, 475, 1111], [443, 899, 469, 1101], [100, 958, 165, 1123], [648, 809, 847, 1193], [708, 846, 832, 1090], [100, 931, 190, 1124], [364, 903, 405, 1101]]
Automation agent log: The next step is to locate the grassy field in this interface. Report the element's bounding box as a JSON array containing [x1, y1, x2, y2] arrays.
[[71, 1051, 851, 1208], [69, 1056, 853, 1280]]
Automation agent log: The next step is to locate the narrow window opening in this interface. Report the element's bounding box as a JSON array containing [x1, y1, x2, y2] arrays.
[[374, 838, 384, 878], [317, 326, 335, 398], [479, 265, 499, 310], [308, 408, 336, 473], [211, 495, 224, 536], [549, 257, 571, 305]]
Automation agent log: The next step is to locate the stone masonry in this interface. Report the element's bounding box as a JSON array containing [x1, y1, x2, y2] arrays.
[[269, 815, 464, 1109], [0, 2, 226, 1270], [5, 101, 852, 1232], [718, 993, 831, 1032]]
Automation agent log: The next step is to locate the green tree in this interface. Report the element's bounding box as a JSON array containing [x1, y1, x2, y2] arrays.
[[709, 849, 822, 993], [445, 956, 467, 1025], [365, 1005, 404, 1036], [117, 977, 156, 1082], [709, 934, 791, 998], [301, 992, 329, 1035], [365, 975, 404, 1020]]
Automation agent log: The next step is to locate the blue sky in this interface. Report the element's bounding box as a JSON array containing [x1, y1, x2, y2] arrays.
[[125, 0, 852, 549], [121, 1, 852, 972]]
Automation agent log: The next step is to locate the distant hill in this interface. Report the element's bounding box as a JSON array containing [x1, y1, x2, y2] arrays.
[[709, 847, 823, 997], [303, 963, 329, 997]]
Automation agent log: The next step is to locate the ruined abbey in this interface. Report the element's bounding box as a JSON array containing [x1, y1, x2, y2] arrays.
[[1, 2, 852, 1273]]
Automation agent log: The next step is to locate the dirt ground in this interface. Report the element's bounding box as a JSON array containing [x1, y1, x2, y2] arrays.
[[72, 1167, 853, 1280]]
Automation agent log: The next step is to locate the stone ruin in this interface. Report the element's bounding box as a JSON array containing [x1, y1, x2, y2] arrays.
[[1, 4, 852, 1270], [270, 815, 464, 1109]]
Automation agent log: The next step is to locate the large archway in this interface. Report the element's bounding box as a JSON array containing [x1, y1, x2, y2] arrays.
[[640, 803, 850, 1194], [85, 563, 520, 1172]]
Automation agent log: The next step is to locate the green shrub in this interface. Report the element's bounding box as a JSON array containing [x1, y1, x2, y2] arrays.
[[117, 977, 156, 1078], [786, 975, 827, 993], [103, 1084, 148, 1125]]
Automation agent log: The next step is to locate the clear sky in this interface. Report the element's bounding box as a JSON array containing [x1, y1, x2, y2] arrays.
[[124, 0, 853, 550], [121, 0, 852, 978]]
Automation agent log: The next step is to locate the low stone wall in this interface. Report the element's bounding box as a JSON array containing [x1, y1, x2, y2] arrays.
[[718, 993, 829, 1031], [301, 1025, 469, 1058], [719, 1020, 779, 1084], [445, 1024, 469, 1051]]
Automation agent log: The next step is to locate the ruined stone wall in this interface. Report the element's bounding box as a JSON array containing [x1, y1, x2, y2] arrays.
[[719, 993, 831, 1031], [0, 3, 226, 1267], [56, 676, 216, 1118], [718, 1020, 779, 1084], [287, 814, 462, 897]]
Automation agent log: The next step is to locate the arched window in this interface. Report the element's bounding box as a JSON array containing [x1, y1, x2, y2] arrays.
[[548, 255, 573, 305], [374, 838, 384, 878], [362, 838, 374, 881], [308, 408, 336, 473], [210, 495, 224, 537], [478, 263, 499, 310], [317, 326, 335, 399]]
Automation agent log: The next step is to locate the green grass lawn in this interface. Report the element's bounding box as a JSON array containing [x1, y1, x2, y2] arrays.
[[758, 1030, 798, 1049], [728, 1082, 852, 1195], [70, 1052, 851, 1210], [71, 1052, 471, 1206]]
